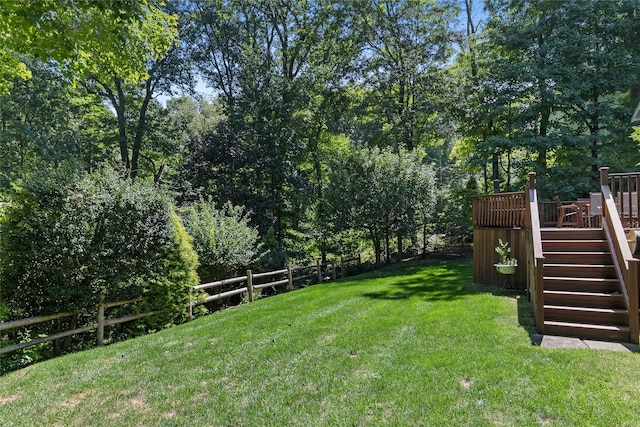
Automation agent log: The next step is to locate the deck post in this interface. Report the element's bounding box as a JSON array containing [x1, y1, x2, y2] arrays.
[[600, 167, 610, 223], [600, 167, 609, 186], [527, 172, 536, 190]]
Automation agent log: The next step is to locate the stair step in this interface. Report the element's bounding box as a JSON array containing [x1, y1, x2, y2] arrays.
[[544, 290, 626, 309], [542, 239, 609, 252], [544, 305, 628, 326], [543, 252, 611, 264], [544, 320, 630, 342], [543, 264, 616, 279], [543, 276, 620, 292], [541, 229, 604, 240]]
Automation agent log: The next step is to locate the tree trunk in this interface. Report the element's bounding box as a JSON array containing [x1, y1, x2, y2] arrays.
[[130, 79, 154, 181], [385, 230, 391, 264], [373, 237, 381, 268], [422, 220, 428, 258], [113, 78, 130, 171]]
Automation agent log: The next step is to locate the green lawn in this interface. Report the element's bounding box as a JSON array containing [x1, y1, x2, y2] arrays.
[[1, 259, 640, 426]]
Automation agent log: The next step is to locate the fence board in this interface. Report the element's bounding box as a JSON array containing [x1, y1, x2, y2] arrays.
[[0, 312, 74, 333], [253, 269, 287, 279], [194, 276, 248, 291]]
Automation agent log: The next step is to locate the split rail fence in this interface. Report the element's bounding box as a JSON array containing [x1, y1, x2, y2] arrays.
[[1, 256, 362, 357]]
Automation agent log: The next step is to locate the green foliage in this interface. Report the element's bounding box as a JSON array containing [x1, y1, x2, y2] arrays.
[[495, 238, 517, 266], [0, 0, 178, 93], [464, 0, 640, 192], [138, 209, 200, 329], [0, 56, 115, 188], [323, 146, 436, 265], [0, 168, 197, 330], [431, 177, 476, 245], [181, 198, 260, 282], [632, 126, 640, 143]]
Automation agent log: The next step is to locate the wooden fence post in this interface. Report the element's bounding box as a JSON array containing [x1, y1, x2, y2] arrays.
[[287, 265, 293, 291], [317, 259, 322, 283], [338, 257, 343, 278], [188, 287, 193, 322], [332, 260, 336, 280], [246, 269, 254, 302], [97, 303, 106, 346]]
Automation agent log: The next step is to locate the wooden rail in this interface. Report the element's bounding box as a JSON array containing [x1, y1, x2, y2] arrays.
[[2, 257, 358, 358], [524, 172, 545, 333], [473, 192, 526, 228], [600, 168, 640, 344], [607, 171, 640, 228]]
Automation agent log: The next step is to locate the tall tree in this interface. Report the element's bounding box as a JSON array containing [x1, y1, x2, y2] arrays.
[[467, 0, 640, 197], [324, 146, 435, 267], [0, 57, 115, 186], [185, 0, 356, 251], [0, 0, 177, 93], [351, 0, 458, 151]]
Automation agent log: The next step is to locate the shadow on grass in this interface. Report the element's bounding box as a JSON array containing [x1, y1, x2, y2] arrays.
[[360, 259, 537, 337], [361, 260, 476, 302]]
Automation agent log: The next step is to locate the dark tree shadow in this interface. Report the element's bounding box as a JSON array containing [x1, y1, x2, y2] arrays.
[[359, 259, 538, 341], [361, 260, 476, 302]]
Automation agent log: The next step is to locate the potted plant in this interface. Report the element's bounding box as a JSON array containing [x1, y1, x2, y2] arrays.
[[494, 238, 517, 275]]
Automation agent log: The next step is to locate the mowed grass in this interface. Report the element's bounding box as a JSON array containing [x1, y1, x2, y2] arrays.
[[2, 259, 640, 426]]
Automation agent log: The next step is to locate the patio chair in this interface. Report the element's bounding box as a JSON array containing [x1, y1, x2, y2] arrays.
[[588, 193, 602, 228], [554, 196, 583, 227]]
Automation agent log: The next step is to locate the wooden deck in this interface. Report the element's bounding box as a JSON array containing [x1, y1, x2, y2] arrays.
[[473, 168, 640, 343]]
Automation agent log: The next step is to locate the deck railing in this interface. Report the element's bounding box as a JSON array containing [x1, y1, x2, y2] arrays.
[[607, 171, 640, 228], [600, 168, 640, 344], [473, 191, 526, 228]]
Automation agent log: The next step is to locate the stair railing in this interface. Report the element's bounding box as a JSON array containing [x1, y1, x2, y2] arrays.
[[600, 167, 640, 344], [525, 172, 545, 333]]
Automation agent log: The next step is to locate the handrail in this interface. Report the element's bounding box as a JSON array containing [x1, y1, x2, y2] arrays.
[[525, 172, 545, 333], [600, 167, 639, 344]]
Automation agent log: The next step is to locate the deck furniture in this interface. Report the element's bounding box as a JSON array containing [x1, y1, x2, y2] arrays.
[[554, 196, 583, 227], [588, 192, 602, 228]]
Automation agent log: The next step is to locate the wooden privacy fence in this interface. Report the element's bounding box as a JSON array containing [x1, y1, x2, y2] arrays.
[[1, 257, 361, 358], [473, 192, 526, 228]]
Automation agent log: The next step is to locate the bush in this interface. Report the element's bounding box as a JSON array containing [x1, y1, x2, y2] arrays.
[[0, 168, 199, 350], [181, 198, 260, 282]]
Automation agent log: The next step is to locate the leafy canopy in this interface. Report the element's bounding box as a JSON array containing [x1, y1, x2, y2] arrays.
[[0, 0, 178, 93]]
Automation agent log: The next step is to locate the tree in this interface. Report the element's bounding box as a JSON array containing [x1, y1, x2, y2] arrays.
[[349, 0, 458, 151], [471, 0, 640, 197], [0, 0, 177, 93], [324, 146, 435, 267], [0, 56, 115, 187], [181, 199, 260, 282], [184, 0, 357, 251]]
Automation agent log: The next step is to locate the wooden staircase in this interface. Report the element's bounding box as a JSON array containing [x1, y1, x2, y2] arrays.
[[541, 228, 631, 342]]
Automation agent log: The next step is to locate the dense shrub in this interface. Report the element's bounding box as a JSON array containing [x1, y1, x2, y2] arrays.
[[0, 168, 199, 337], [181, 198, 260, 281]]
